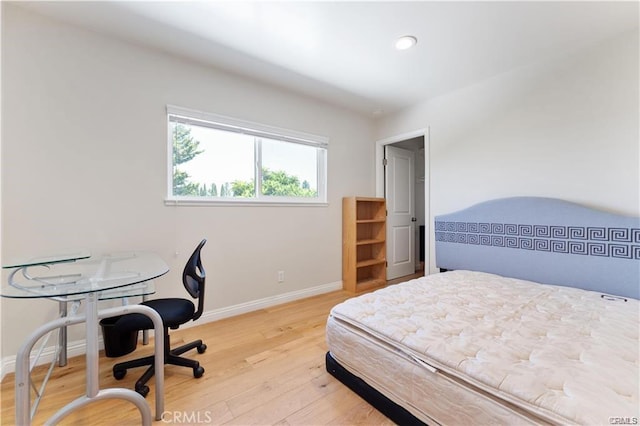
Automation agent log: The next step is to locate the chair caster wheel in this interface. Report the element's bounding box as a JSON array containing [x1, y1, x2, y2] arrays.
[[194, 366, 205, 378], [136, 385, 150, 398], [197, 343, 207, 354], [113, 369, 126, 380]]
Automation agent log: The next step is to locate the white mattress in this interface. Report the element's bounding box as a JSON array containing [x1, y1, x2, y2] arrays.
[[327, 270, 640, 425]]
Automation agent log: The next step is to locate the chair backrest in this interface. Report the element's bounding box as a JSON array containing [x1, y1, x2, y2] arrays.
[[183, 239, 206, 321]]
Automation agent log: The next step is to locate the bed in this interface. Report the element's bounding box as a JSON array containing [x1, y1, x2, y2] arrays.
[[326, 197, 639, 425]]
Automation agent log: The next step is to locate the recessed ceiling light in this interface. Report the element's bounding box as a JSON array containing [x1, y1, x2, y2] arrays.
[[395, 35, 417, 50]]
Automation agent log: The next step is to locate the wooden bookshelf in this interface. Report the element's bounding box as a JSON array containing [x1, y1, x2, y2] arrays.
[[342, 197, 386, 293]]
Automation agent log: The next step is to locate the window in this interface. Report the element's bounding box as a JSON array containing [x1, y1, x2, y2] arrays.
[[166, 106, 328, 205]]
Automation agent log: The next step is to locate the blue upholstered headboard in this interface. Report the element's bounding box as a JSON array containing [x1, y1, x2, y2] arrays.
[[435, 197, 640, 299]]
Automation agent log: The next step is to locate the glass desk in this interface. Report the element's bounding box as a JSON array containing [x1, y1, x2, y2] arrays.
[[2, 251, 169, 425]]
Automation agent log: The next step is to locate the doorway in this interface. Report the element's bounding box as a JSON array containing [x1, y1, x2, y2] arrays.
[[375, 129, 428, 281]]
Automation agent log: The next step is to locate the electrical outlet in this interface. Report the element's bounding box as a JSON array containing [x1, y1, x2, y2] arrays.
[[277, 270, 285, 283]]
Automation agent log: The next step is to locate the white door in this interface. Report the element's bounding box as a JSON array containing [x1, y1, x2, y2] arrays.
[[385, 145, 415, 280]]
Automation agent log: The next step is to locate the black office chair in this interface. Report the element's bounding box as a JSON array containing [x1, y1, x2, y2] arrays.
[[111, 239, 208, 397]]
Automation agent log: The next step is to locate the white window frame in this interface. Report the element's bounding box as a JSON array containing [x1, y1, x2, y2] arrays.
[[165, 105, 328, 206]]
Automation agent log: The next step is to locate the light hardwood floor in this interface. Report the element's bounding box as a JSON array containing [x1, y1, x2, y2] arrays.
[[0, 278, 418, 426]]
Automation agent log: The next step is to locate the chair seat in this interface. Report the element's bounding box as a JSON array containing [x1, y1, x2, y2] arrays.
[[115, 298, 195, 332]]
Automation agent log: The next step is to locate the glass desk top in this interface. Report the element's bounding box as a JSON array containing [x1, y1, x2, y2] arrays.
[[2, 250, 92, 269], [95, 281, 156, 301], [1, 251, 169, 299]]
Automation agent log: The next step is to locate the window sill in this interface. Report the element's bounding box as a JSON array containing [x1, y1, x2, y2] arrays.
[[164, 198, 329, 207]]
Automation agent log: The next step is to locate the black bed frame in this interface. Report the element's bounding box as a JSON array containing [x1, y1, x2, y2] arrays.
[[325, 352, 427, 425]]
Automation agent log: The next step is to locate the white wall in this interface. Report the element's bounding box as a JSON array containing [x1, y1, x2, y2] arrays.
[[0, 5, 375, 361], [376, 29, 640, 273]]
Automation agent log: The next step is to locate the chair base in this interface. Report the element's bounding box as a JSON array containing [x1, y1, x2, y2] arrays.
[[113, 330, 206, 397]]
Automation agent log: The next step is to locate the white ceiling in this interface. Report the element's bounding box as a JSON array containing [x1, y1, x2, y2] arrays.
[[16, 1, 639, 116]]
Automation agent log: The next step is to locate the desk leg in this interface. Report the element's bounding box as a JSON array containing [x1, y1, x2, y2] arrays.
[[58, 300, 68, 367], [16, 315, 91, 425], [15, 303, 165, 425], [142, 293, 149, 345], [85, 293, 99, 396]]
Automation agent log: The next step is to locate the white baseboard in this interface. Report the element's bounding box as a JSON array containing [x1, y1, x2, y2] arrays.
[[0, 280, 342, 381], [192, 280, 342, 325]]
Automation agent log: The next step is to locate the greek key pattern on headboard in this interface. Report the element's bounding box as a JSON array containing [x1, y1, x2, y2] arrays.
[[434, 221, 640, 260]]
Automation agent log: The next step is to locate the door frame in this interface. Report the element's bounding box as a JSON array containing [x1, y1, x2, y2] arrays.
[[375, 127, 430, 274]]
